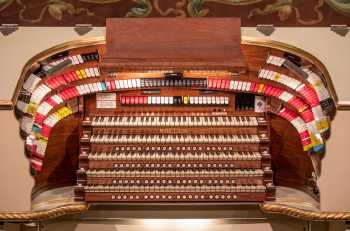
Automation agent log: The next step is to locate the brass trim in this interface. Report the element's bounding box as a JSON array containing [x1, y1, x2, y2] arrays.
[[5, 35, 348, 110], [337, 101, 350, 110], [260, 203, 350, 221], [0, 204, 89, 222], [0, 100, 13, 110]]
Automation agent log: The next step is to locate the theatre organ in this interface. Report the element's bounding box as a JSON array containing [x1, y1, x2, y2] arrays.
[[13, 18, 336, 207]]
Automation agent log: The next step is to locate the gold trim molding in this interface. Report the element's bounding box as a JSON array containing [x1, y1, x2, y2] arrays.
[[3, 35, 348, 110], [337, 101, 350, 110], [260, 203, 350, 221], [0, 203, 350, 222], [0, 204, 89, 222], [0, 100, 13, 110]]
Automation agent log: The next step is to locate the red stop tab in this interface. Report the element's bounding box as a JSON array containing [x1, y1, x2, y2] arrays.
[[121, 96, 126, 104]]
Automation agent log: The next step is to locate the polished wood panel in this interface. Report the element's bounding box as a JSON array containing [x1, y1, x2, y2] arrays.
[[32, 116, 80, 198], [102, 18, 246, 73], [269, 114, 316, 197]]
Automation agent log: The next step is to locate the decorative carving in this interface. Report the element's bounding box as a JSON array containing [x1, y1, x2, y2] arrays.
[[187, 0, 263, 17], [125, 0, 152, 17], [260, 203, 350, 221], [325, 0, 350, 16], [247, 0, 325, 25], [0, 204, 89, 222], [0, 0, 350, 26], [0, 0, 14, 11], [1, 203, 350, 221], [154, 0, 186, 17], [15, 0, 95, 23]]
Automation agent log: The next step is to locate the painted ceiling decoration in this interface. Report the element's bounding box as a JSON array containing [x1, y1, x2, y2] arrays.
[[0, 0, 350, 26]]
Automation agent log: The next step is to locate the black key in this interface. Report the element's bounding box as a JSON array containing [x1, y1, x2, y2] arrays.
[[81, 55, 88, 62], [94, 52, 100, 60], [89, 54, 96, 61], [83, 54, 91, 61], [177, 96, 183, 104], [50, 50, 69, 60]]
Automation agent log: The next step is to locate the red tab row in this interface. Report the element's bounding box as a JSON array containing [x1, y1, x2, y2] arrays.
[[278, 108, 298, 121], [297, 85, 320, 107], [121, 96, 148, 105], [207, 79, 230, 89], [288, 96, 308, 112], [300, 109, 315, 123]]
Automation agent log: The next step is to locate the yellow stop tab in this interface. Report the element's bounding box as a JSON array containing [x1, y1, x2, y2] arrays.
[[183, 96, 189, 104], [76, 70, 83, 79], [27, 103, 38, 115], [303, 143, 313, 151], [80, 69, 87, 79], [274, 73, 281, 81]]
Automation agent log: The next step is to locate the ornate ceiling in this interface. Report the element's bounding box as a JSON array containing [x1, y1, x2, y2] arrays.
[[0, 0, 350, 26]]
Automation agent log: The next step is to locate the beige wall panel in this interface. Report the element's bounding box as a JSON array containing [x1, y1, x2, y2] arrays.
[[319, 111, 350, 211], [0, 111, 33, 211]]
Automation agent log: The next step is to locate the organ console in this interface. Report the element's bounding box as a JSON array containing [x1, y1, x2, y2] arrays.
[[12, 18, 337, 211]]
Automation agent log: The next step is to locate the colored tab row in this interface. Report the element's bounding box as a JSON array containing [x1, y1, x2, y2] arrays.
[[259, 69, 301, 90], [120, 96, 229, 105], [46, 67, 100, 89]]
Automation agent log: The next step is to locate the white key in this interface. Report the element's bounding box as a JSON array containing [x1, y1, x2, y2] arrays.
[[93, 67, 100, 76], [119, 80, 125, 89], [72, 56, 79, 65], [169, 97, 174, 104], [198, 96, 203, 105], [77, 55, 84, 64], [127, 79, 133, 88]]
